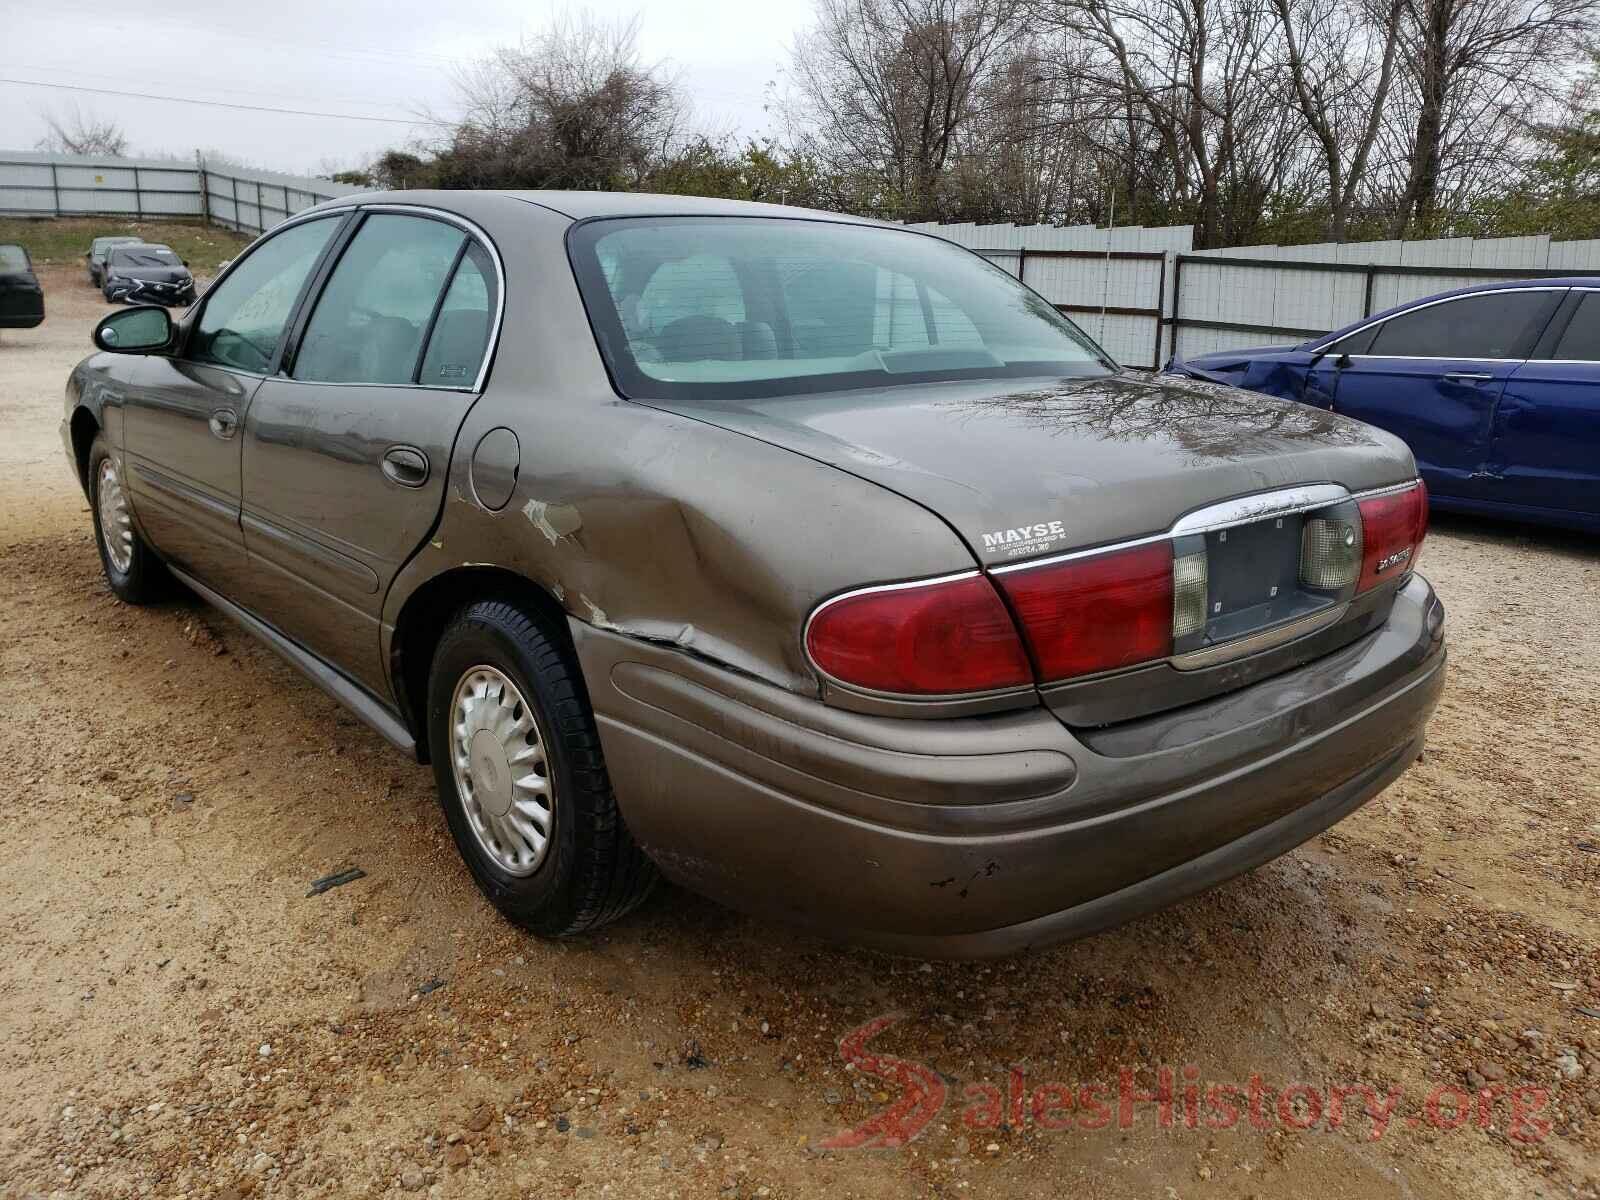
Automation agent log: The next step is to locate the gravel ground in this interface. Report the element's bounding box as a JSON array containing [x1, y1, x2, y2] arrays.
[[1, 265, 1598, 1200]]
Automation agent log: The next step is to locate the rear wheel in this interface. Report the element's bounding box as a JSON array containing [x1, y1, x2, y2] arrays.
[[88, 437, 165, 604], [426, 600, 657, 936]]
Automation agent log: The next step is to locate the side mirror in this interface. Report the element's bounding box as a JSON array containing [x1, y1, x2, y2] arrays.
[[95, 305, 173, 353], [1334, 352, 1352, 370], [182, 259, 190, 267]]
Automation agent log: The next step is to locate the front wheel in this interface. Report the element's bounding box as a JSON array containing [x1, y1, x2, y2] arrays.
[[88, 437, 166, 603], [426, 600, 657, 936]]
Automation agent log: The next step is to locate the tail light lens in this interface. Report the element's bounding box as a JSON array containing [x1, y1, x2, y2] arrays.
[[805, 573, 1031, 695], [1356, 481, 1428, 592], [993, 543, 1174, 680]]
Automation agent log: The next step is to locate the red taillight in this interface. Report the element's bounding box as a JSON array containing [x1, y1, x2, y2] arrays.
[[1356, 481, 1427, 592], [993, 542, 1174, 680], [805, 573, 1032, 695]]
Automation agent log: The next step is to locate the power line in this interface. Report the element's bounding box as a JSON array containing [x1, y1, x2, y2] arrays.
[[12, 62, 434, 114], [0, 77, 449, 126]]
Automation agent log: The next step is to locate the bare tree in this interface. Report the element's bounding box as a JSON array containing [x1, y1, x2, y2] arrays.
[[1270, 0, 1404, 240], [1037, 0, 1306, 245], [789, 0, 1026, 220], [426, 12, 687, 190], [1386, 0, 1598, 236], [35, 105, 128, 157]]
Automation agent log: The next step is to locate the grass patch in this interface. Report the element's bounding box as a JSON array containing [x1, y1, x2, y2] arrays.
[[0, 216, 253, 272]]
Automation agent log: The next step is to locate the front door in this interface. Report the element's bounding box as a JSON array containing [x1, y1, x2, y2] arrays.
[[1327, 288, 1564, 502], [239, 210, 499, 693], [121, 215, 345, 587]]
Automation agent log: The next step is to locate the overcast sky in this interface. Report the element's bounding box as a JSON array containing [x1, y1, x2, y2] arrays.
[[0, 0, 808, 173]]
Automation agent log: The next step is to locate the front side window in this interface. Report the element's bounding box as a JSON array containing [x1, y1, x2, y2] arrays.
[[1552, 292, 1600, 361], [192, 217, 340, 374], [293, 214, 464, 385], [570, 217, 1113, 400], [1322, 323, 1379, 357], [1367, 291, 1560, 360]]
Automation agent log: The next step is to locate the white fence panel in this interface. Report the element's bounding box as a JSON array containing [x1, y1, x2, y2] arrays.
[[0, 150, 364, 232]]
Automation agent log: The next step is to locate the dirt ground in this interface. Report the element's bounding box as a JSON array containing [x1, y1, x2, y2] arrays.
[[2, 264, 1598, 1200]]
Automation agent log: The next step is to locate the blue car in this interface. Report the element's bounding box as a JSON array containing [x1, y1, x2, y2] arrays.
[[1170, 278, 1600, 534]]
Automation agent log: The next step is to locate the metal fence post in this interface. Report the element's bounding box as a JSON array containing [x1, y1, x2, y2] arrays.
[[195, 152, 210, 226], [1362, 264, 1377, 318], [133, 166, 143, 219], [1168, 256, 1184, 363], [1153, 254, 1168, 369], [48, 162, 61, 217]]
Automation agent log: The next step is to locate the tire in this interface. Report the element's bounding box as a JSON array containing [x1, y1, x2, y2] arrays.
[[88, 436, 166, 604], [426, 599, 657, 936]]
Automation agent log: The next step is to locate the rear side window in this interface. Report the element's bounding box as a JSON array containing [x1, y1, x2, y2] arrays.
[[418, 242, 497, 386], [192, 216, 340, 374], [1368, 291, 1559, 360], [1552, 292, 1600, 360], [294, 214, 465, 385]]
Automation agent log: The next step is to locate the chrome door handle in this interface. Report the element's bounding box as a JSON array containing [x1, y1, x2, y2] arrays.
[[1442, 372, 1493, 382], [381, 446, 429, 488], [208, 408, 239, 439]]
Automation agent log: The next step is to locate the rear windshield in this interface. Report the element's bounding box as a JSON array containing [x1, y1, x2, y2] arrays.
[[0, 245, 28, 272], [111, 247, 180, 268], [568, 217, 1115, 401]]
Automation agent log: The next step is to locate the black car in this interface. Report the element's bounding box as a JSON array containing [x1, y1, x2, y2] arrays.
[[0, 243, 44, 329], [86, 235, 143, 287], [103, 244, 196, 307]]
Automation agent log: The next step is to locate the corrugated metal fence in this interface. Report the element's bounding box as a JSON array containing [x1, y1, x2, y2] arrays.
[[0, 150, 367, 235], [909, 220, 1600, 368], [6, 153, 1599, 357]]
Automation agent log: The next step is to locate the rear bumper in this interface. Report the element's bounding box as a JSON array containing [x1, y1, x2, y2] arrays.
[[575, 574, 1445, 957]]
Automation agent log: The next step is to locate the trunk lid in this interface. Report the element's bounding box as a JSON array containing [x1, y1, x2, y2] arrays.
[[648, 372, 1415, 568]]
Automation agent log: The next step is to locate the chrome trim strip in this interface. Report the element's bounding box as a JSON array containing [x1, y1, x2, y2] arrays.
[[990, 481, 1402, 575], [1169, 483, 1351, 536], [1169, 603, 1350, 671], [1308, 285, 1570, 354], [802, 570, 1036, 704]]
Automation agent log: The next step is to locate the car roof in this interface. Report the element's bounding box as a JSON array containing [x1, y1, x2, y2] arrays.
[[312, 188, 890, 227], [1312, 275, 1600, 347], [93, 235, 142, 246], [112, 242, 174, 252]]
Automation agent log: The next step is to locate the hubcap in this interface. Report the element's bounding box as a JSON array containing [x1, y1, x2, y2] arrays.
[[449, 665, 552, 876], [97, 457, 134, 574]]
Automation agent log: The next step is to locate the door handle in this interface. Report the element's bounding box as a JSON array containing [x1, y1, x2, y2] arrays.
[[1442, 371, 1494, 382], [381, 446, 430, 488], [208, 408, 239, 439]]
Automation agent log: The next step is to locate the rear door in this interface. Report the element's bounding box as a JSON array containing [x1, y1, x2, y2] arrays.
[[239, 208, 500, 693], [121, 214, 345, 587], [1327, 288, 1564, 501], [1491, 289, 1600, 522]]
